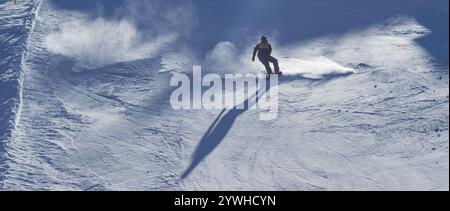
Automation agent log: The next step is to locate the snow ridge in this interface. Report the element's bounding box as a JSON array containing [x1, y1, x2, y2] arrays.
[[0, 0, 41, 188]]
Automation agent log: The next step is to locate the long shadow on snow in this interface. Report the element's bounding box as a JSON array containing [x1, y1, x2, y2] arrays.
[[180, 81, 272, 179]]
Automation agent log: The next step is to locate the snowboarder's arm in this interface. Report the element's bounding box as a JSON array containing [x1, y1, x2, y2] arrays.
[[252, 45, 259, 61], [269, 44, 272, 55]]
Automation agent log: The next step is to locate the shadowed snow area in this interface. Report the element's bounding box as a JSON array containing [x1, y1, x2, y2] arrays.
[[0, 0, 448, 190]]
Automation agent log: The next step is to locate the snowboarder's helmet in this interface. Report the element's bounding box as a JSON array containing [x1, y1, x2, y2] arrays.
[[261, 36, 268, 43]]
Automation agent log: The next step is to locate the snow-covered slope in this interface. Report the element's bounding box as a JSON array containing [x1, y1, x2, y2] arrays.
[[0, 0, 448, 190]]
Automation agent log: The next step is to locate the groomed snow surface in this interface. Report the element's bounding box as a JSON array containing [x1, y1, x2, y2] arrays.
[[0, 0, 448, 190]]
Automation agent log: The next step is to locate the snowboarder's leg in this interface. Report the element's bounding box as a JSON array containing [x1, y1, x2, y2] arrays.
[[259, 58, 273, 75], [268, 56, 281, 75]]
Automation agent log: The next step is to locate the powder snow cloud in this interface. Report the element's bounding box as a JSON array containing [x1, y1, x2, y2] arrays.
[[45, 0, 197, 70]]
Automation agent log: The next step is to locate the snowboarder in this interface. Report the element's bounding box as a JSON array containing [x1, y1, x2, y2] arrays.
[[252, 36, 282, 78]]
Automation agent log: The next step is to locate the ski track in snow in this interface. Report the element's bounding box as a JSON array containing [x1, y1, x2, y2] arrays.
[[0, 0, 448, 190]]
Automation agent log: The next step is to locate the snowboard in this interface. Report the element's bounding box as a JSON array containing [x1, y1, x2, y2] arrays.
[[266, 71, 283, 80]]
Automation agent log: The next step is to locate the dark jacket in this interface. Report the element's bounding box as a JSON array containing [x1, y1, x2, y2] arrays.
[[253, 42, 272, 60]]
